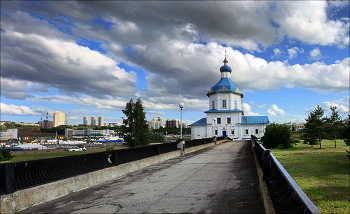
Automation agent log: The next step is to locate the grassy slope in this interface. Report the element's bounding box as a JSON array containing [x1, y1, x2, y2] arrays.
[[270, 140, 350, 214]]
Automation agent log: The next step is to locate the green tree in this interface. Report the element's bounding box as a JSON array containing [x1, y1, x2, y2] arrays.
[[304, 105, 325, 149], [150, 132, 165, 143], [340, 114, 350, 159], [0, 146, 15, 161], [325, 106, 343, 148], [261, 123, 292, 149], [121, 98, 150, 147]]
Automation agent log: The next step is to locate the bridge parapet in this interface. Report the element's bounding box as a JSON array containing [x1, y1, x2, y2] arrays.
[[251, 135, 321, 214]]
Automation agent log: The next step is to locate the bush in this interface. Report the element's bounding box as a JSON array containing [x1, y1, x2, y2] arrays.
[[293, 139, 300, 144], [106, 146, 115, 151], [150, 132, 165, 143], [0, 146, 15, 161], [261, 123, 292, 149]]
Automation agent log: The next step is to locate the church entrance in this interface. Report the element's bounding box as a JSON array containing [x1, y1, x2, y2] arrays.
[[223, 131, 226, 136]]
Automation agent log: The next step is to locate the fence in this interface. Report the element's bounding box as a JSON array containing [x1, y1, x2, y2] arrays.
[[251, 135, 321, 214], [1, 137, 223, 195]]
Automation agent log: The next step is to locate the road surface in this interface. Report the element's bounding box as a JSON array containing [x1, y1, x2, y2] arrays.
[[20, 140, 264, 213]]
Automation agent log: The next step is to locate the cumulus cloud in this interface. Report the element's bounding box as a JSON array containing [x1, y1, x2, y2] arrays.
[[1, 11, 138, 99], [1, 103, 41, 116], [309, 47, 322, 60], [288, 47, 300, 59], [242, 103, 261, 116], [267, 104, 286, 116], [0, 1, 349, 116], [321, 99, 349, 115], [272, 48, 282, 58], [270, 1, 349, 47]]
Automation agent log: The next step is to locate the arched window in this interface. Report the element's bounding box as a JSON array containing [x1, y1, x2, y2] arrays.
[[235, 100, 238, 109], [222, 99, 227, 108], [212, 100, 215, 109]]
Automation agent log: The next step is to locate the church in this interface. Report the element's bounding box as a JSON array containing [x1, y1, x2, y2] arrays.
[[190, 54, 270, 140]]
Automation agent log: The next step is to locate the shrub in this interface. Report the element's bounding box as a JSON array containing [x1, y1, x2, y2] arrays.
[[106, 146, 115, 151], [261, 123, 292, 149], [0, 146, 15, 161], [150, 132, 165, 143]]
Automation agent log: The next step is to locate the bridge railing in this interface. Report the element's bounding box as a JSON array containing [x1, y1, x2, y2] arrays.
[[0, 136, 224, 195], [251, 135, 321, 214]]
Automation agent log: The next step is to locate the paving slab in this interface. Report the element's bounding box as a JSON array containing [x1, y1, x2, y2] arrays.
[[19, 140, 264, 214]]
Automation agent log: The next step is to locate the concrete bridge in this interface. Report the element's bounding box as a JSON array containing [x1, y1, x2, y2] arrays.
[[19, 140, 264, 213]]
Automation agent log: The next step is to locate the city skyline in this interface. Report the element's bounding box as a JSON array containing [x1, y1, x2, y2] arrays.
[[1, 1, 349, 126]]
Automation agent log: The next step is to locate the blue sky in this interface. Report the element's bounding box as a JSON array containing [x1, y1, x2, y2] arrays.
[[1, 1, 349, 126]]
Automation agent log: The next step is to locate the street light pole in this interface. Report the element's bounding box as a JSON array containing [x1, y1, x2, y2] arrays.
[[179, 102, 185, 140], [166, 131, 167, 143], [213, 118, 216, 137]]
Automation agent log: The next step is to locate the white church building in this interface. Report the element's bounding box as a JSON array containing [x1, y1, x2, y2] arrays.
[[190, 55, 269, 140]]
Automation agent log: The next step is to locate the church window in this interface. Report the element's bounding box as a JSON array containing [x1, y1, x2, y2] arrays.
[[222, 100, 227, 108], [212, 100, 215, 109], [227, 117, 231, 124], [215, 130, 218, 135], [255, 129, 258, 134], [245, 129, 248, 135], [235, 100, 238, 109], [217, 118, 221, 124]]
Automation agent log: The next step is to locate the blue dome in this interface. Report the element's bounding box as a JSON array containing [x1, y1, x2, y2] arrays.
[[209, 78, 241, 94], [220, 65, 232, 73]]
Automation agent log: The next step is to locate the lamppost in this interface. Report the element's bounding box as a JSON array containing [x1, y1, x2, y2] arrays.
[[179, 102, 184, 139], [166, 131, 167, 143], [213, 118, 216, 137], [226, 123, 227, 137]]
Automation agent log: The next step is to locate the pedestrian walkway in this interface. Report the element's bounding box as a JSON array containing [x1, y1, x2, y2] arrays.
[[20, 140, 264, 213]]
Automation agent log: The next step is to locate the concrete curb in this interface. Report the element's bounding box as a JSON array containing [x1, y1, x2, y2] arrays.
[[1, 140, 228, 213]]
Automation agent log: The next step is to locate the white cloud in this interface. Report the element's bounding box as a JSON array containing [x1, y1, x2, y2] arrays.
[[267, 104, 286, 116], [309, 47, 322, 60], [250, 101, 266, 109], [272, 48, 282, 58], [1, 103, 41, 116], [271, 1, 349, 47], [242, 103, 261, 116], [288, 47, 300, 59]]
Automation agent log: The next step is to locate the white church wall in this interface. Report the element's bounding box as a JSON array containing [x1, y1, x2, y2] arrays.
[[191, 125, 207, 140]]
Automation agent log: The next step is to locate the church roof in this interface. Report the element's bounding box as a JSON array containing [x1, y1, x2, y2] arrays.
[[190, 118, 207, 126], [208, 78, 242, 94], [205, 109, 243, 113], [240, 116, 270, 124]]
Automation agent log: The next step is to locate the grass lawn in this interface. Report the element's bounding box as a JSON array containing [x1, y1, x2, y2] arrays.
[[269, 139, 350, 214], [1, 149, 109, 163]]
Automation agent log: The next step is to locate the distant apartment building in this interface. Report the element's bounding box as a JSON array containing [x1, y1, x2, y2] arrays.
[[98, 116, 104, 126], [54, 113, 65, 127], [91, 117, 97, 126], [0, 129, 18, 140], [83, 116, 89, 125], [148, 120, 163, 129], [38, 120, 54, 128], [153, 116, 163, 123], [108, 123, 118, 127], [166, 119, 179, 129], [148, 116, 164, 129]]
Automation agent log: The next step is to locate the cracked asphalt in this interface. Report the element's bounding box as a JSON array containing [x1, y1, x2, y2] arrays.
[[20, 140, 264, 214]]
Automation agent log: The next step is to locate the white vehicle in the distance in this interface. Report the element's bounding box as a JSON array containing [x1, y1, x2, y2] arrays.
[[68, 146, 83, 152]]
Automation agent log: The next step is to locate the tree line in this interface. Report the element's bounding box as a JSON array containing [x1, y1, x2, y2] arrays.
[[261, 105, 349, 158]]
